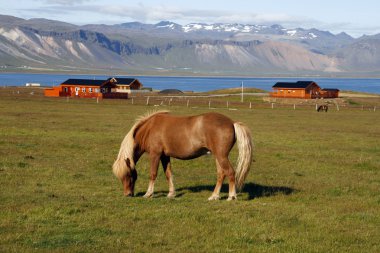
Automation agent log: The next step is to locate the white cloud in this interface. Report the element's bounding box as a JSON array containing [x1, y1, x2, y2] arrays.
[[14, 2, 380, 37], [41, 0, 94, 5], [31, 3, 318, 26]]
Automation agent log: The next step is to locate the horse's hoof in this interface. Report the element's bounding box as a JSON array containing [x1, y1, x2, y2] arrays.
[[208, 195, 220, 201], [227, 196, 237, 201], [143, 193, 153, 198], [167, 192, 176, 199]]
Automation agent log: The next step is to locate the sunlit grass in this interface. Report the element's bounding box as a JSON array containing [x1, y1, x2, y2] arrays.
[[0, 88, 379, 252]]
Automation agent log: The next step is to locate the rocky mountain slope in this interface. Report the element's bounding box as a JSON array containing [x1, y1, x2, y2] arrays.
[[0, 14, 379, 75]]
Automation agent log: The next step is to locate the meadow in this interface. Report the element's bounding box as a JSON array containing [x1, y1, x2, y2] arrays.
[[0, 88, 379, 252]]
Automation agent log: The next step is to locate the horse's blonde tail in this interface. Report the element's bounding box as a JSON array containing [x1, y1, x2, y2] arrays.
[[233, 122, 253, 191]]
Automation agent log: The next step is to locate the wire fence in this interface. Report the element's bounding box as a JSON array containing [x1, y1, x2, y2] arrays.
[[1, 87, 378, 112], [126, 95, 377, 112]]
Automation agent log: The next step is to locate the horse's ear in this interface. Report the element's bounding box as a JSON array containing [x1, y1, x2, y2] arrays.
[[126, 158, 131, 168]]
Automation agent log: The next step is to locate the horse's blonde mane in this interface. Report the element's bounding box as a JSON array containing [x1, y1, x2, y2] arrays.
[[112, 110, 169, 180], [134, 110, 170, 128]]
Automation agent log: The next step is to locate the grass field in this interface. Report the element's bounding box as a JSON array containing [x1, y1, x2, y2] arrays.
[[1, 88, 379, 252]]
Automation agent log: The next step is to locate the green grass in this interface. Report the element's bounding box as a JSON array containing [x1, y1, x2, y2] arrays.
[[1, 88, 379, 252]]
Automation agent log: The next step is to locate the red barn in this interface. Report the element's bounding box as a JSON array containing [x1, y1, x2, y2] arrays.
[[270, 81, 339, 99], [44, 77, 143, 99], [108, 77, 143, 93]]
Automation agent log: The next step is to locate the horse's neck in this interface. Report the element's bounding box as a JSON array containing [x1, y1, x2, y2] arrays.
[[133, 146, 144, 164], [134, 121, 152, 152]]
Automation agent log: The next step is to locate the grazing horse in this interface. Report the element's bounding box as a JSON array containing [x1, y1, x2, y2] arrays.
[[317, 105, 329, 112], [112, 111, 253, 201]]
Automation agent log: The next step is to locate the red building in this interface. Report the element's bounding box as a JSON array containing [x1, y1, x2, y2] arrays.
[[107, 77, 143, 93], [44, 77, 143, 99], [270, 81, 339, 99]]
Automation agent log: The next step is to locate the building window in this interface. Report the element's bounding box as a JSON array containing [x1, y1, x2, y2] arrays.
[[82, 87, 86, 93], [95, 88, 99, 93], [64, 87, 68, 93], [89, 88, 93, 93], [75, 87, 79, 92]]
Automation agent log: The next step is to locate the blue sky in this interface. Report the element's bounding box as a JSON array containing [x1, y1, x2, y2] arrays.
[[1, 0, 379, 37]]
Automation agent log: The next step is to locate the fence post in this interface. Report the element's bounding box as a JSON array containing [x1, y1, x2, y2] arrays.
[[374, 106, 377, 112], [336, 104, 340, 111], [227, 101, 229, 109], [315, 104, 318, 111], [250, 102, 252, 109], [294, 104, 296, 110], [209, 101, 211, 109], [146, 96, 150, 105], [271, 103, 274, 109], [132, 98, 134, 105], [187, 100, 189, 107], [96, 97, 99, 104]]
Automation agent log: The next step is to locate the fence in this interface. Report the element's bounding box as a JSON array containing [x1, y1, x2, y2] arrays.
[[125, 95, 377, 112], [2, 87, 378, 112]]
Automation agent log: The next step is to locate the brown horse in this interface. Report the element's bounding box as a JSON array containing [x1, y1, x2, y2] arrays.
[[317, 105, 328, 112], [112, 111, 253, 201]]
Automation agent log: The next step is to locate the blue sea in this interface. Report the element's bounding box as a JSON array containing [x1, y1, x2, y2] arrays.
[[0, 73, 379, 94]]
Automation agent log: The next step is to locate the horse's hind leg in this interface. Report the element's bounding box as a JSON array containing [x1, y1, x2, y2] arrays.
[[216, 156, 237, 201], [161, 155, 176, 198], [143, 153, 160, 198], [208, 159, 225, 200]]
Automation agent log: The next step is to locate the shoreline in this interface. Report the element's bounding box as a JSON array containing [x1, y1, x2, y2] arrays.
[[3, 85, 379, 97], [1, 72, 379, 95], [1, 70, 380, 80]]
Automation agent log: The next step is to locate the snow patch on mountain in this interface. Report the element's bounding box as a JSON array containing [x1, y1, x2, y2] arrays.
[[287, 30, 297, 36], [309, 32, 318, 38], [180, 23, 327, 40]]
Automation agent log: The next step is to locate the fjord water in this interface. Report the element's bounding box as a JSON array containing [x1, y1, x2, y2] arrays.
[[0, 73, 379, 94]]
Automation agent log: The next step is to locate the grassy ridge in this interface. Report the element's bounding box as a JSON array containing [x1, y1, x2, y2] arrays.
[[0, 89, 379, 252]]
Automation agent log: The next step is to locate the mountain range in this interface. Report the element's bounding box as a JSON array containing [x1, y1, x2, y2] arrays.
[[1, 14, 380, 76]]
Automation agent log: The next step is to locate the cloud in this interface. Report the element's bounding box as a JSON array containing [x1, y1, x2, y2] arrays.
[[40, 0, 94, 6], [315, 21, 380, 37], [32, 3, 318, 26], [18, 2, 378, 37]]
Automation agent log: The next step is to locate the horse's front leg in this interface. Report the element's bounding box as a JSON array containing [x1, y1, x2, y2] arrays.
[[161, 155, 176, 198], [143, 153, 160, 198]]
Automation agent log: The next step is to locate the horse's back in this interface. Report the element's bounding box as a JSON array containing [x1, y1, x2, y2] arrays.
[[199, 113, 236, 155], [138, 112, 236, 159]]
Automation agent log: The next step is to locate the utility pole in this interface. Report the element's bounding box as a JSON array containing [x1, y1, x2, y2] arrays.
[[241, 81, 244, 103]]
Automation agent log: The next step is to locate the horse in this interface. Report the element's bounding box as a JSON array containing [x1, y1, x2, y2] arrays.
[[317, 105, 328, 112], [112, 111, 253, 201]]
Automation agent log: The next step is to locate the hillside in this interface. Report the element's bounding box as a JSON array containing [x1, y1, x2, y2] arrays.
[[0, 14, 380, 76]]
